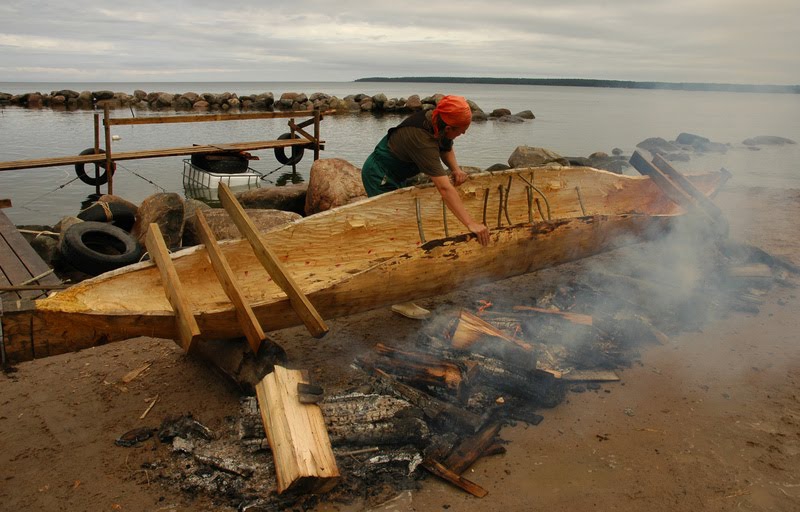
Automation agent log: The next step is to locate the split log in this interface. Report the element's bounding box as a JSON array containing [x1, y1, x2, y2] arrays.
[[451, 310, 533, 351], [255, 365, 340, 494], [449, 310, 537, 371]]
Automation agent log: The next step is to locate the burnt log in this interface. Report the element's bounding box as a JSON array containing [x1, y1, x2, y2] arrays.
[[239, 393, 430, 448], [356, 343, 471, 396]]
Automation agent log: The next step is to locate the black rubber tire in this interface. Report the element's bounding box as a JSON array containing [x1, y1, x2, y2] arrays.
[[75, 148, 116, 186], [60, 221, 143, 276], [274, 132, 305, 166], [77, 201, 137, 232], [190, 153, 249, 174]]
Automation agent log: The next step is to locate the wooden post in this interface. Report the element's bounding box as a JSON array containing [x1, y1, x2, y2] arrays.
[[313, 109, 321, 160], [217, 183, 328, 338], [103, 105, 114, 195], [195, 209, 266, 353], [144, 223, 200, 352], [255, 365, 340, 494]]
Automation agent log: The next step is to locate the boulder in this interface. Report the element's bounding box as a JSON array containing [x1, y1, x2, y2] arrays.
[[508, 146, 568, 168], [675, 132, 710, 146], [304, 158, 367, 216], [182, 208, 301, 246], [490, 108, 512, 118], [742, 135, 797, 146], [132, 192, 185, 250], [234, 184, 308, 216], [514, 110, 535, 119], [496, 115, 525, 123], [405, 95, 423, 110], [636, 137, 682, 155]]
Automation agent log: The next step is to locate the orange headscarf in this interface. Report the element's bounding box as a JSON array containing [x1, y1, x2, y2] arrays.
[[431, 95, 472, 138]]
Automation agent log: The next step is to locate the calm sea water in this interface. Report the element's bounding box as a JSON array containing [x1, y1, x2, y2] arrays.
[[1, 81, 799, 226]]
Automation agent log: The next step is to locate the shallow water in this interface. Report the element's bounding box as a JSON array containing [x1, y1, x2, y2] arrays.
[[1, 81, 798, 225]]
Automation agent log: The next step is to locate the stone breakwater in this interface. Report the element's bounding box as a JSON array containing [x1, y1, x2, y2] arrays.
[[0, 89, 534, 121]]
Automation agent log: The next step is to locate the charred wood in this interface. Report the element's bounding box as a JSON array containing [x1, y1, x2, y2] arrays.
[[239, 394, 429, 448], [365, 368, 485, 434], [443, 422, 504, 474]]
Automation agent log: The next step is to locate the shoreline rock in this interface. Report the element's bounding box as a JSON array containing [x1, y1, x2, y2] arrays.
[[0, 89, 528, 120]]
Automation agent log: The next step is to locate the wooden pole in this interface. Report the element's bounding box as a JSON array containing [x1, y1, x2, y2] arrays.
[[217, 183, 328, 338], [103, 105, 114, 195], [194, 209, 266, 354], [93, 113, 101, 196]]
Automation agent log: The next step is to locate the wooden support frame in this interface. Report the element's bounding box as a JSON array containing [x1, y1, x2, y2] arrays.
[[217, 183, 328, 338], [144, 223, 200, 352], [0, 109, 332, 173], [195, 209, 266, 353]]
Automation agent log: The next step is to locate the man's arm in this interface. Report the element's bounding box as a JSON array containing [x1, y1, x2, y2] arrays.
[[440, 149, 468, 186], [430, 175, 489, 246]]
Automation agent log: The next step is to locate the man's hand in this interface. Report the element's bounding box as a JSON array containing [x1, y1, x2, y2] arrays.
[[451, 168, 468, 186], [468, 222, 490, 246]]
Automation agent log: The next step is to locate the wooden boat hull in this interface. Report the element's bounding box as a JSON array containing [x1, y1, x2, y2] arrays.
[[1, 166, 728, 363]]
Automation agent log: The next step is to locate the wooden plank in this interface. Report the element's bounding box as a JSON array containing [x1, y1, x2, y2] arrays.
[[0, 139, 320, 172], [651, 153, 729, 231], [105, 110, 334, 126], [255, 365, 340, 494], [195, 209, 265, 353], [0, 211, 61, 302], [217, 183, 328, 339], [144, 223, 200, 352], [629, 151, 722, 230]]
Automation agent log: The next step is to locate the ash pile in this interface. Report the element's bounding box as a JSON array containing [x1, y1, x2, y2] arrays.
[[125, 235, 796, 511]]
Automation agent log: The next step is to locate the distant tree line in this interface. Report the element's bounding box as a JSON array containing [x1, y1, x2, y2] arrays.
[[355, 77, 800, 94]]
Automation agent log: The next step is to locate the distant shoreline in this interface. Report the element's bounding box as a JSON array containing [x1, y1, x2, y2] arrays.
[[355, 77, 800, 94]]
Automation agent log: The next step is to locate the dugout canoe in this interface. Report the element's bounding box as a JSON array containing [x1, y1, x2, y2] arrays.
[[1, 165, 729, 363]]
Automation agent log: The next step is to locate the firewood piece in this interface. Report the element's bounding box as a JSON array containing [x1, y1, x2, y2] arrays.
[[511, 305, 593, 326], [444, 422, 503, 475], [255, 365, 340, 494], [451, 310, 533, 351], [421, 458, 488, 498], [371, 368, 484, 433], [360, 343, 469, 394]]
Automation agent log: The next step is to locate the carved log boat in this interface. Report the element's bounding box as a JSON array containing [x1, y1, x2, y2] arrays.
[[1, 165, 729, 363]]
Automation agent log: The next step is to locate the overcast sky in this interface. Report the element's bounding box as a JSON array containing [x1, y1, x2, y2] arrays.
[[1, 0, 797, 85]]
